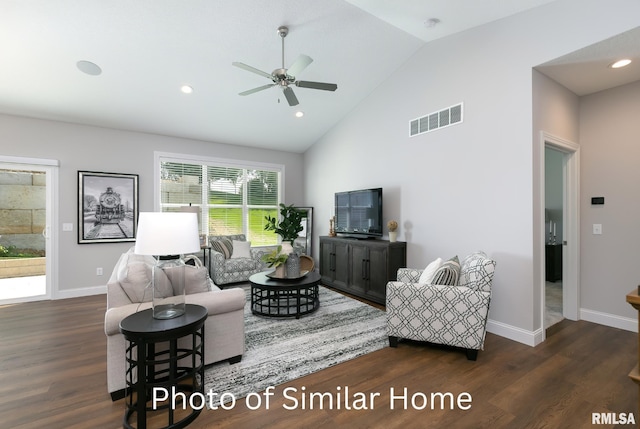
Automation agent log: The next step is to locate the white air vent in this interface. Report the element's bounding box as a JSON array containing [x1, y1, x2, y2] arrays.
[[410, 103, 464, 137]]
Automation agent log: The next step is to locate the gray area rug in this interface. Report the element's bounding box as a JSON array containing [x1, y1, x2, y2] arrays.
[[204, 284, 387, 406]]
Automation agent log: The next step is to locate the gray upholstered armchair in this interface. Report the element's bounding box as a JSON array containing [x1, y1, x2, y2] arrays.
[[208, 234, 273, 285], [386, 251, 496, 360]]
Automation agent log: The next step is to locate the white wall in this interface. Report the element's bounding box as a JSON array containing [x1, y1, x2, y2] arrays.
[[0, 113, 304, 297], [304, 0, 640, 343], [580, 80, 640, 322]]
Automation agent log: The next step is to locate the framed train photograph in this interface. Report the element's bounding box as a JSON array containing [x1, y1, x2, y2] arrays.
[[78, 171, 139, 244]]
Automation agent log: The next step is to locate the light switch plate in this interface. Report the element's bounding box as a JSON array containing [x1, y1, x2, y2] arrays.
[[593, 224, 602, 235], [62, 223, 73, 232]]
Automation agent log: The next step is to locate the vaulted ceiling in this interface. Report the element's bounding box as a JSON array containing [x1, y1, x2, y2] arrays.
[[1, 1, 637, 153]]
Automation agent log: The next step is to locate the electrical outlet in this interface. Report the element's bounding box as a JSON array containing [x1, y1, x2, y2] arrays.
[[96, 267, 103, 276]]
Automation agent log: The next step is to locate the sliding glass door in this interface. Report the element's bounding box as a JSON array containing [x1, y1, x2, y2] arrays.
[[0, 159, 57, 304]]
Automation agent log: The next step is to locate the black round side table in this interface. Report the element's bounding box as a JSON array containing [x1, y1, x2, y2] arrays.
[[119, 304, 207, 429]]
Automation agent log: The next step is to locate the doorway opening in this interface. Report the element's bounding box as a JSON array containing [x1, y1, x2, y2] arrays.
[[0, 157, 58, 304], [545, 147, 564, 328], [540, 132, 580, 338]]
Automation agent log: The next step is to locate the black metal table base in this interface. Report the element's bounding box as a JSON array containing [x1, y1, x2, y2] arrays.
[[120, 305, 207, 429], [249, 271, 322, 319], [251, 284, 319, 318]]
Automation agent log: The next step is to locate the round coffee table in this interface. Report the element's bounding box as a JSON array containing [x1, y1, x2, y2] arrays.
[[249, 270, 321, 319]]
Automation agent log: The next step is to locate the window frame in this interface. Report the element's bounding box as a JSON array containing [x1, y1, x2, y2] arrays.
[[154, 152, 285, 247]]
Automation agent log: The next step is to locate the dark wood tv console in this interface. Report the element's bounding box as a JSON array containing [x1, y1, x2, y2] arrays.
[[319, 236, 406, 305]]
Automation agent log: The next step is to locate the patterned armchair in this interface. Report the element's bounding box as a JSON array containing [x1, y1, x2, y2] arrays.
[[386, 252, 496, 360], [208, 234, 273, 285]]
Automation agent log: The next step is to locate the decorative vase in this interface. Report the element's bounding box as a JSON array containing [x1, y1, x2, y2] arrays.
[[275, 264, 286, 278], [389, 231, 397, 243], [153, 256, 186, 319], [281, 241, 294, 255], [286, 252, 300, 278]]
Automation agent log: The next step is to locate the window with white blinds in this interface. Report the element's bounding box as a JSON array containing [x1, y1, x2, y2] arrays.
[[158, 154, 282, 246]]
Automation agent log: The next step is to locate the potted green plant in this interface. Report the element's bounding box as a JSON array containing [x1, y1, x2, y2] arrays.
[[261, 245, 288, 277], [264, 204, 305, 251]]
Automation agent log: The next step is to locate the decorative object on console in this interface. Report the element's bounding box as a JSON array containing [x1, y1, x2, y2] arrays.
[[387, 219, 398, 242], [134, 212, 200, 319], [329, 216, 336, 237]]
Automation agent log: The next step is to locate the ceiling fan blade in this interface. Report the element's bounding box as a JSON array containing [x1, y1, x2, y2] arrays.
[[282, 86, 299, 106], [232, 62, 274, 80], [295, 81, 338, 91], [287, 54, 313, 78], [239, 84, 275, 96]]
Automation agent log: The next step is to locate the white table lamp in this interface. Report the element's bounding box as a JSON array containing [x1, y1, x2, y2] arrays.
[[134, 212, 200, 319]]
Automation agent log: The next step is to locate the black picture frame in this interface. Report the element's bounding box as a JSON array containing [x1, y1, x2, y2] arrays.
[[293, 207, 313, 256], [78, 171, 139, 244]]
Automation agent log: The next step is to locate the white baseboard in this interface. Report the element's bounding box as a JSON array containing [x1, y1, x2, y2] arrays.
[[54, 285, 106, 300], [580, 308, 637, 333], [486, 319, 541, 347], [486, 309, 638, 348]]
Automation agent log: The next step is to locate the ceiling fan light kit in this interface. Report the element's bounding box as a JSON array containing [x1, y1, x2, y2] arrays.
[[232, 25, 338, 107]]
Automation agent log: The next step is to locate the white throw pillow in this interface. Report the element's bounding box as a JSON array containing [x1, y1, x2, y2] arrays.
[[418, 257, 443, 284], [230, 240, 252, 259]]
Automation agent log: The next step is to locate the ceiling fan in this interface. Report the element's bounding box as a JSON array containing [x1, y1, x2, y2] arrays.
[[232, 26, 338, 106]]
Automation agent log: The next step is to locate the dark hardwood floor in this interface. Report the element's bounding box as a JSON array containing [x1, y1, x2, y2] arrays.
[[0, 293, 637, 429]]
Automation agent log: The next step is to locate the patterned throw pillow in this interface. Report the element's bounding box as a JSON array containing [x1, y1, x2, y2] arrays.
[[211, 237, 233, 259], [432, 255, 461, 286], [459, 252, 496, 293]]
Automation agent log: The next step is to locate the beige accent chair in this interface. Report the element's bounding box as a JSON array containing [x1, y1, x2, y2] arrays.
[[104, 252, 246, 400]]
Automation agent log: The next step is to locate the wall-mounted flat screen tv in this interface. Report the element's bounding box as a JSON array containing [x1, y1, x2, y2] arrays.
[[334, 188, 383, 238]]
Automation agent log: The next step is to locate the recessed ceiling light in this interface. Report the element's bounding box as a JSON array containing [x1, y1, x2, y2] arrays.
[[295, 111, 304, 118], [609, 59, 632, 69], [76, 60, 102, 76], [181, 85, 193, 94]]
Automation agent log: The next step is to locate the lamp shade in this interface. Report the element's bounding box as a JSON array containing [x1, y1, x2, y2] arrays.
[[134, 212, 200, 256]]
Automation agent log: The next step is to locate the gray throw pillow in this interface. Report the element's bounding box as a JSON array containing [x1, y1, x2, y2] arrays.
[[211, 238, 233, 259], [432, 255, 461, 286]]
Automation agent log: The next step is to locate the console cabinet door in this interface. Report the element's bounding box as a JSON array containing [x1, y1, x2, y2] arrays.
[[333, 241, 350, 289], [320, 238, 349, 290], [349, 244, 368, 295], [366, 245, 389, 302], [320, 239, 333, 283]]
